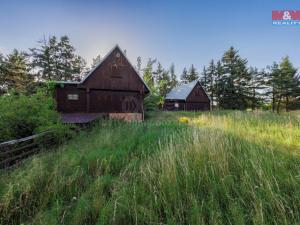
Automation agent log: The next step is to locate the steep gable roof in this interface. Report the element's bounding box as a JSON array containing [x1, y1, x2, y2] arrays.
[[55, 45, 150, 94], [165, 80, 210, 101]]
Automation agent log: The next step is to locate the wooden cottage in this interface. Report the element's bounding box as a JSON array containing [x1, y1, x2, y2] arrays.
[[164, 80, 211, 111], [55, 45, 150, 123]]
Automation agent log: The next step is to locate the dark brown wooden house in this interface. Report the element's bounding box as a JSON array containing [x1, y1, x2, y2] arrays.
[[54, 45, 150, 123], [164, 80, 211, 111]]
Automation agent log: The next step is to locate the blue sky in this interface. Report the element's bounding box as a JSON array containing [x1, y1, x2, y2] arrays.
[[0, 0, 299, 75]]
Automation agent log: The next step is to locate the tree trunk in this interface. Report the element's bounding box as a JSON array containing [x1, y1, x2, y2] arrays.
[[272, 93, 275, 112], [211, 93, 214, 110], [276, 95, 282, 113], [252, 89, 255, 111]]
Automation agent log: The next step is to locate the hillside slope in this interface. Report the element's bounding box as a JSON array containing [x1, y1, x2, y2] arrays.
[[1, 111, 300, 225]]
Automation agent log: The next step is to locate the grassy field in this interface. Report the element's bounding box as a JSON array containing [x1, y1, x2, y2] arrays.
[[1, 111, 300, 225]]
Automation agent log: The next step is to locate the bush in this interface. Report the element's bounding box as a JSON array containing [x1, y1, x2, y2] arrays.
[[144, 94, 161, 111], [179, 116, 189, 124], [0, 88, 72, 143]]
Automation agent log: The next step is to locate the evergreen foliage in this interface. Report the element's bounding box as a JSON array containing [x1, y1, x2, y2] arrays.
[[0, 50, 33, 93], [136, 56, 142, 73], [169, 63, 178, 89], [266, 57, 300, 112], [180, 67, 189, 84], [187, 64, 199, 82], [29, 35, 86, 81], [91, 54, 101, 69]]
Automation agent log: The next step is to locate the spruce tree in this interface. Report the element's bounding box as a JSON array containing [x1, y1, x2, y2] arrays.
[[158, 69, 171, 97], [155, 62, 164, 85], [267, 57, 300, 112], [56, 36, 87, 81], [143, 58, 156, 89], [266, 62, 280, 112], [180, 67, 189, 84], [187, 64, 199, 82], [248, 67, 265, 111], [0, 53, 5, 94], [279, 57, 299, 111], [214, 60, 224, 109], [205, 60, 216, 108], [169, 63, 178, 89], [136, 56, 142, 73], [2, 49, 33, 93], [91, 54, 101, 69], [30, 35, 86, 81], [200, 66, 208, 89], [220, 46, 251, 110]]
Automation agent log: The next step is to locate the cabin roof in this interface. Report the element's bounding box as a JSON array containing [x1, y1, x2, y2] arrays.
[[54, 44, 150, 94], [165, 80, 210, 101]]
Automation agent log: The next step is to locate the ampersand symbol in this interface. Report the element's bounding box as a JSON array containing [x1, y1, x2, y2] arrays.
[[283, 11, 292, 20]]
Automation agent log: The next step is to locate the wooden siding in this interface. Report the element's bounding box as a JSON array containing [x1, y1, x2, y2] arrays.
[[56, 85, 87, 113], [80, 48, 146, 93], [164, 100, 210, 111], [54, 46, 149, 116], [89, 90, 142, 113], [186, 102, 210, 110], [186, 82, 210, 103], [164, 100, 186, 111], [164, 82, 211, 111]]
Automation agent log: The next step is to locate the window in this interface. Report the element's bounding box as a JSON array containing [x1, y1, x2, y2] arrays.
[[67, 94, 79, 100]]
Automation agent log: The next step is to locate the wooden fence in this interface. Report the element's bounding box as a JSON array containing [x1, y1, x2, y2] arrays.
[[0, 132, 55, 169]]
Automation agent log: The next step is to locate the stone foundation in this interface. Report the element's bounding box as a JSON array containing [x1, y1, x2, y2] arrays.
[[109, 113, 143, 122]]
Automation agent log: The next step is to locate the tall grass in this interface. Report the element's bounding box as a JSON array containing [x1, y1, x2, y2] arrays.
[[0, 120, 186, 225], [106, 127, 300, 224], [0, 111, 300, 225]]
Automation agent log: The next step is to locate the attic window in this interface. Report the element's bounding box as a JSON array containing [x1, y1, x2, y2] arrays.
[[67, 94, 79, 100]]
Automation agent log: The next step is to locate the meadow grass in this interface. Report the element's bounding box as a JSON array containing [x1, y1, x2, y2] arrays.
[[0, 111, 300, 225]]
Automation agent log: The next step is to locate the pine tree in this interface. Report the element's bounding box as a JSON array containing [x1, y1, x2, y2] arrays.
[[214, 61, 223, 109], [219, 46, 251, 110], [248, 67, 265, 111], [158, 69, 171, 97], [200, 66, 208, 89], [143, 58, 156, 89], [0, 53, 5, 94], [169, 63, 178, 89], [136, 56, 142, 73], [267, 57, 300, 112], [279, 57, 299, 111], [155, 62, 164, 85], [56, 36, 87, 81], [30, 35, 86, 81], [180, 67, 189, 84], [91, 54, 101, 68], [2, 49, 33, 93], [187, 64, 199, 82], [206, 60, 216, 108], [266, 62, 280, 112]]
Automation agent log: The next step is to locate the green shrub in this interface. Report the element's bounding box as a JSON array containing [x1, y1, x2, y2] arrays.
[[0, 88, 71, 143]]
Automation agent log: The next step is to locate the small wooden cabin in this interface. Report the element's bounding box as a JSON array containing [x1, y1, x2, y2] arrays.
[[55, 45, 150, 123], [164, 80, 210, 111]]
